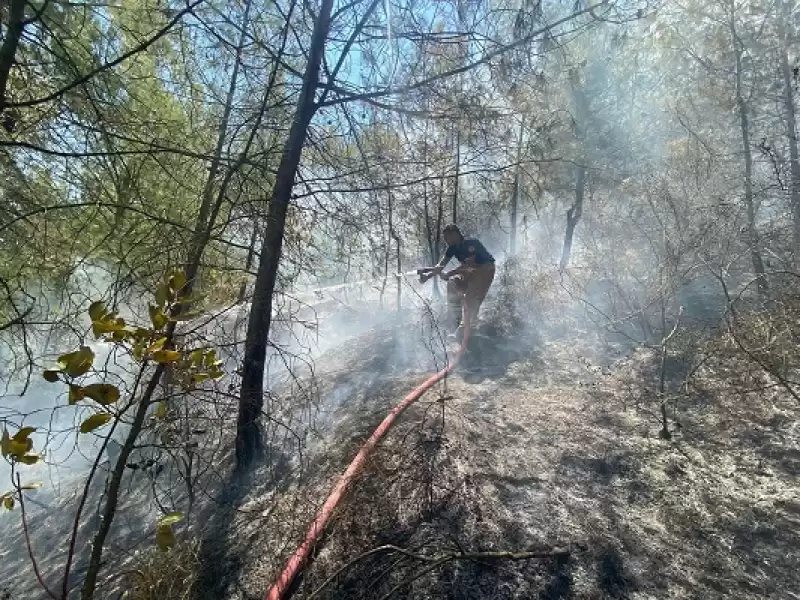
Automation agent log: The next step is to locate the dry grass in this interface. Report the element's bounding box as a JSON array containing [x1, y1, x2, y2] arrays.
[[125, 539, 202, 600]]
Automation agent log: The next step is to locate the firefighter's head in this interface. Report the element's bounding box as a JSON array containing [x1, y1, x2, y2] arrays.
[[442, 223, 463, 247]]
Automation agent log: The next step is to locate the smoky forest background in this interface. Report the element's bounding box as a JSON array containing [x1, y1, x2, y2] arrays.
[[0, 0, 799, 599]]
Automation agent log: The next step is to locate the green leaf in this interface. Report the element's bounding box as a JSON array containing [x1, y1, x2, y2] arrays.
[[81, 384, 120, 405], [3, 495, 14, 510], [42, 370, 60, 383], [152, 349, 181, 364], [158, 511, 184, 527], [155, 283, 169, 308], [88, 301, 108, 322], [170, 271, 187, 293], [68, 384, 85, 405], [79, 413, 112, 434]]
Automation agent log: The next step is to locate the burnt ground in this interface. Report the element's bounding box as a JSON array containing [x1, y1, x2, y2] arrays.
[[194, 268, 800, 600]]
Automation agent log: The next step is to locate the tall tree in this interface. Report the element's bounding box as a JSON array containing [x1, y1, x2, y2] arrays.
[[236, 0, 335, 468]]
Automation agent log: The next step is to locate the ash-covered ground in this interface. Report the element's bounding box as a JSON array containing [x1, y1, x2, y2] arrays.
[[195, 263, 800, 600]]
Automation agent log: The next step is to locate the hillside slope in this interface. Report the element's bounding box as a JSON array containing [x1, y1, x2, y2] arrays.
[[203, 267, 800, 600]]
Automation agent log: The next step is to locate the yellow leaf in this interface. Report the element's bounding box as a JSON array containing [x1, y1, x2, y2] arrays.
[[155, 402, 167, 419], [68, 384, 85, 405], [188, 349, 204, 366], [155, 523, 175, 551], [3, 495, 14, 510], [158, 511, 184, 527], [20, 482, 41, 490], [79, 413, 112, 434], [58, 346, 95, 378], [81, 384, 120, 405], [12, 427, 36, 443], [146, 337, 167, 353], [17, 453, 42, 465], [7, 439, 29, 457], [149, 305, 167, 330], [152, 349, 181, 364], [190, 373, 211, 385], [1, 429, 10, 457], [88, 301, 108, 322], [93, 317, 129, 339]]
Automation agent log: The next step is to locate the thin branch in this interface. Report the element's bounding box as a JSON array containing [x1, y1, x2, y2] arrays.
[[16, 473, 59, 600], [318, 4, 601, 107]]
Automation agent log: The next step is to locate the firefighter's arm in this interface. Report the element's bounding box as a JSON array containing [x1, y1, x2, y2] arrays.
[[418, 254, 450, 282], [442, 257, 474, 280]]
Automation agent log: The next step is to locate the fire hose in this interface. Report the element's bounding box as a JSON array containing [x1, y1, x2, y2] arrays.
[[265, 272, 470, 600]]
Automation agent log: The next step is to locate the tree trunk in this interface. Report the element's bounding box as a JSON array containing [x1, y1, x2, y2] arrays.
[[238, 220, 260, 303], [731, 8, 767, 295], [387, 187, 402, 310], [452, 127, 460, 223], [236, 0, 334, 470], [0, 0, 26, 115], [559, 164, 585, 270], [80, 365, 166, 600], [395, 234, 402, 311], [509, 115, 525, 255], [778, 0, 800, 266]]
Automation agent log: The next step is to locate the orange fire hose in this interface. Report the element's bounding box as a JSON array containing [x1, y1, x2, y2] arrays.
[[265, 293, 471, 600]]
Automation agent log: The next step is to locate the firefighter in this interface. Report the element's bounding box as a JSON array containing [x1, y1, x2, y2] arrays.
[[428, 224, 496, 340]]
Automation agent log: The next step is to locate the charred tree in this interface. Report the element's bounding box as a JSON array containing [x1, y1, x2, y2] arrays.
[[236, 0, 334, 469], [730, 6, 767, 295], [509, 115, 525, 255], [778, 0, 800, 266], [560, 68, 589, 271], [559, 164, 586, 271]]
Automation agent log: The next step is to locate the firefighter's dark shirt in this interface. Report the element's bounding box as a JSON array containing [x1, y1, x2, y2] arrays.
[[445, 238, 495, 265]]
